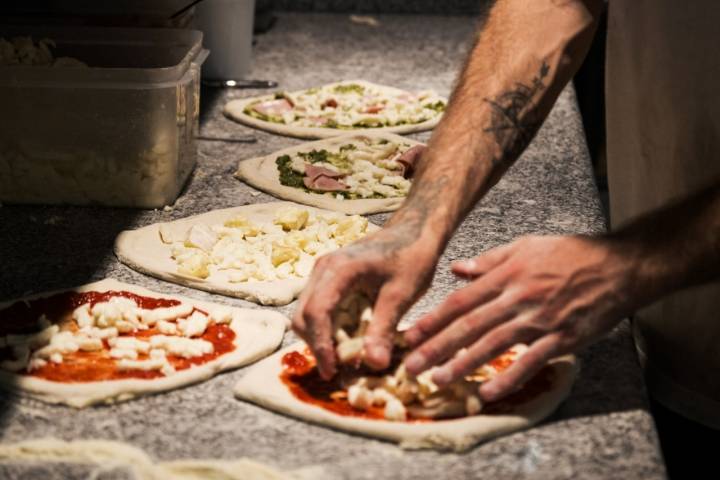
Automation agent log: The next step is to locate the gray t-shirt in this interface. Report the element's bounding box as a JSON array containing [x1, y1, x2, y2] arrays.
[[606, 0, 720, 427]]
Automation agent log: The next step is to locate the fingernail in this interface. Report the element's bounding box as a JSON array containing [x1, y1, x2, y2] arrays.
[[454, 259, 474, 270], [404, 352, 425, 373], [432, 367, 452, 385], [367, 345, 389, 366], [479, 384, 499, 402]]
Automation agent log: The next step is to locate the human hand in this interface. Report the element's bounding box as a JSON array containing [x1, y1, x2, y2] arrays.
[[292, 224, 442, 379], [403, 235, 636, 402]]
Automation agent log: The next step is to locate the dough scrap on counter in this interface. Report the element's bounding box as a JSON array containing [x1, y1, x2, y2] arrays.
[[0, 437, 321, 480]]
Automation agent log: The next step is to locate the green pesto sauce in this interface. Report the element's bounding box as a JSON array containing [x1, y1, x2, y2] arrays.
[[424, 100, 446, 113], [333, 83, 365, 94], [276, 144, 398, 199], [244, 104, 284, 123], [276, 155, 305, 188]]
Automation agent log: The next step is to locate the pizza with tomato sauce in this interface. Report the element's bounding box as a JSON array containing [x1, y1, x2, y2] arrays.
[[224, 80, 446, 139], [0, 279, 287, 407], [235, 295, 576, 451]]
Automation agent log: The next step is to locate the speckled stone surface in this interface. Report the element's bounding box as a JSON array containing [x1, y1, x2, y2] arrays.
[[271, 0, 482, 14], [0, 13, 665, 480]]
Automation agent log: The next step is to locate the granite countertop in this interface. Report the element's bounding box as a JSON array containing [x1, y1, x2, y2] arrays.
[[0, 13, 666, 480]]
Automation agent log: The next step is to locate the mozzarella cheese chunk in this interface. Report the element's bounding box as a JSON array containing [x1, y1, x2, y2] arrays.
[[177, 311, 209, 338], [149, 335, 214, 358], [108, 337, 151, 354], [109, 348, 138, 360], [207, 307, 233, 325], [140, 304, 194, 325], [117, 358, 165, 372], [170, 208, 370, 282], [157, 320, 178, 335]]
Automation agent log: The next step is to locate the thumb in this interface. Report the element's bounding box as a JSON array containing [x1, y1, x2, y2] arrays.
[[452, 243, 512, 278], [363, 282, 414, 370]]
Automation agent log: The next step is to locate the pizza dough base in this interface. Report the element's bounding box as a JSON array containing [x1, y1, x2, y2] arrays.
[[114, 202, 380, 306], [235, 132, 424, 215], [223, 80, 445, 139], [0, 279, 287, 408], [0, 437, 313, 480], [234, 343, 578, 452]]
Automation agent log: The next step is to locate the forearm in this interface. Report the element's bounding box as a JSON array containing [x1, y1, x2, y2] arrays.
[[608, 182, 720, 307], [387, 0, 603, 252]]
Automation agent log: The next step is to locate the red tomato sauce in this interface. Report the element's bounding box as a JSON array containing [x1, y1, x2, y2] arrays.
[[280, 350, 556, 420], [0, 290, 236, 382]]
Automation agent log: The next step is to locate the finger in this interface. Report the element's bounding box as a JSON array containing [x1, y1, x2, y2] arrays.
[[451, 243, 513, 279], [364, 282, 414, 370], [297, 258, 357, 379], [403, 292, 516, 375], [403, 268, 507, 348], [430, 318, 540, 387], [478, 334, 563, 402]]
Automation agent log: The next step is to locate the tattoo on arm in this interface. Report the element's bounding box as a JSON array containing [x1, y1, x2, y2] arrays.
[[483, 61, 549, 166], [344, 175, 451, 259]]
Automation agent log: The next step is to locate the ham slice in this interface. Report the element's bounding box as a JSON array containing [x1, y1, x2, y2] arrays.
[[396, 145, 425, 178], [252, 98, 293, 118], [303, 164, 350, 192]]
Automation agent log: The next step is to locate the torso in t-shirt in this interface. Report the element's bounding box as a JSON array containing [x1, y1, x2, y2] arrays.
[[606, 0, 720, 427]]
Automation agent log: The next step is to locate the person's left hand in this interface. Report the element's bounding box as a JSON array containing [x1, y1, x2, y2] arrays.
[[402, 234, 637, 402]]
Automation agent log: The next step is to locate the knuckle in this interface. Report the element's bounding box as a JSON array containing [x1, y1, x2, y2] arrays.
[[445, 292, 468, 311], [291, 315, 306, 334], [456, 314, 479, 338], [418, 342, 441, 363], [412, 317, 436, 338], [313, 341, 335, 361]]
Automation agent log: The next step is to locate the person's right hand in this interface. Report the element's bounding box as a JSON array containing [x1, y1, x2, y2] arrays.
[[292, 223, 442, 379]]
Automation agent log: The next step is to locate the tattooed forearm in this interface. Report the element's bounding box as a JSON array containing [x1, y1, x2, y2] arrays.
[[344, 174, 451, 259], [483, 61, 549, 166]]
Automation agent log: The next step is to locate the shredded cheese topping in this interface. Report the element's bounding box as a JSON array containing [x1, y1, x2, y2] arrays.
[[168, 207, 370, 281]]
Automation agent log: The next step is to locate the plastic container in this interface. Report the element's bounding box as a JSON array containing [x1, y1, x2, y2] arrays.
[[0, 25, 208, 208]]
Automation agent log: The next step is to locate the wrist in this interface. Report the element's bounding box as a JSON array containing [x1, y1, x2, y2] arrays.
[[599, 233, 674, 312]]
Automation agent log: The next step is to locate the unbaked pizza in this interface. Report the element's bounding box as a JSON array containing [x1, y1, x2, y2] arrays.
[[0, 279, 287, 407], [235, 295, 576, 451], [115, 203, 380, 305], [236, 132, 425, 214], [224, 80, 446, 139]]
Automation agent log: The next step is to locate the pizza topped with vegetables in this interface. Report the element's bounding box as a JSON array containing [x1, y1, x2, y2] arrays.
[[0, 279, 286, 407], [275, 136, 423, 199], [224, 80, 447, 139], [235, 133, 425, 215]]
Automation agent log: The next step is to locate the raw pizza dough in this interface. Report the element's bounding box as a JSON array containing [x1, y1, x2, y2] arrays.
[[115, 203, 380, 306], [0, 279, 287, 408], [234, 343, 577, 451], [0, 438, 317, 480], [224, 80, 446, 139], [236, 132, 424, 215]]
